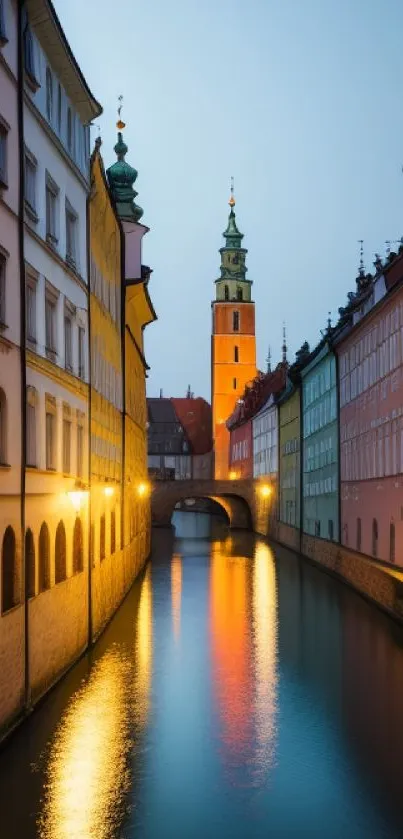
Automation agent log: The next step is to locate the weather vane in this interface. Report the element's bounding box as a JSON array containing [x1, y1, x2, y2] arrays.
[[117, 95, 126, 130], [229, 176, 235, 208], [358, 239, 364, 275]]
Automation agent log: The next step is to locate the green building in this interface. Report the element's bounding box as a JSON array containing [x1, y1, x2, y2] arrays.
[[278, 382, 301, 529]]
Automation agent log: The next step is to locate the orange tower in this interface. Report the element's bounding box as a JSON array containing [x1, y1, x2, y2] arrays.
[[211, 184, 257, 479]]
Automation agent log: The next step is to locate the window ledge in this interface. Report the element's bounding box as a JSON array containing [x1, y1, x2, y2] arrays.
[[24, 70, 40, 94], [45, 347, 57, 362], [1, 601, 22, 617], [24, 202, 38, 224], [46, 234, 59, 251], [0, 463, 11, 471]]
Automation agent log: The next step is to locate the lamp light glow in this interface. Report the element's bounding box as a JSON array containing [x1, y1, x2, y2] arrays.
[[104, 486, 115, 498], [229, 470, 237, 480], [67, 491, 88, 512], [137, 482, 150, 498], [260, 484, 272, 498]]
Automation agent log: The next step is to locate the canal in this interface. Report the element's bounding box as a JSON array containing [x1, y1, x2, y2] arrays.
[[1, 511, 403, 838]]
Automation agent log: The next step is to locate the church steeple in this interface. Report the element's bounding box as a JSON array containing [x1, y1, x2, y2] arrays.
[[106, 101, 143, 222], [215, 181, 252, 301]]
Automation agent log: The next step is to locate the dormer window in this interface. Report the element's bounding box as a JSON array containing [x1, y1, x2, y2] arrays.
[[46, 68, 53, 123]]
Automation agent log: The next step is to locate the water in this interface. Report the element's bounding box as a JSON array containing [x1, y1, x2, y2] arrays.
[[1, 511, 403, 838]]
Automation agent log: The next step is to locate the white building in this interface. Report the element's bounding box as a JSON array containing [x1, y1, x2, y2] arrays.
[[253, 395, 278, 479], [22, 0, 101, 700]]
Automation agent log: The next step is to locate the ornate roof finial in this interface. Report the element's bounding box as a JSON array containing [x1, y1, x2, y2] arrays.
[[229, 176, 235, 208], [266, 345, 272, 374], [358, 239, 365, 278], [327, 311, 332, 332], [282, 323, 287, 364], [117, 94, 126, 131]]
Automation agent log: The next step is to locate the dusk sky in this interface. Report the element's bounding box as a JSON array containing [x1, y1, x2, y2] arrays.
[[60, 0, 403, 400]]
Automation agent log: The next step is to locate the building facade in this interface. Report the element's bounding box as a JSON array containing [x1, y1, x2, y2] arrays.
[[211, 189, 256, 479], [229, 418, 253, 479], [337, 258, 403, 564], [279, 384, 301, 528], [301, 342, 339, 541], [0, 0, 24, 731]]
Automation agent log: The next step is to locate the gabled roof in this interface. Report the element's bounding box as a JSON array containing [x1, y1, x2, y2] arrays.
[[171, 398, 212, 455], [147, 398, 178, 425]]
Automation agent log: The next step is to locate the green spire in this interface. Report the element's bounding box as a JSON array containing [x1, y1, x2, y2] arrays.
[[107, 131, 143, 222], [223, 206, 244, 249], [218, 184, 248, 283]]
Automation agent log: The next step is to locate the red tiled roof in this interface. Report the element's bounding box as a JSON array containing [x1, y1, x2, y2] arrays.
[[226, 365, 287, 430], [170, 398, 212, 455]]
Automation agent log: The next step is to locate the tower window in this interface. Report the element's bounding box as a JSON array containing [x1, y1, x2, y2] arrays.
[[234, 346, 239, 363], [233, 378, 237, 390], [233, 311, 239, 332], [237, 287, 243, 301], [224, 285, 229, 301]]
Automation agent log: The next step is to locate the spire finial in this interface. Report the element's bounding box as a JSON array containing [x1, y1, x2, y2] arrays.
[[282, 323, 287, 364], [229, 176, 235, 208], [266, 345, 272, 373], [358, 239, 365, 277], [327, 311, 332, 332], [117, 94, 126, 131]]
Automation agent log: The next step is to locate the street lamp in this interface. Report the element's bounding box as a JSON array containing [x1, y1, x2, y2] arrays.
[[259, 484, 272, 499]]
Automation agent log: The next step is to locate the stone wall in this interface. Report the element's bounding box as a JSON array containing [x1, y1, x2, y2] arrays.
[[0, 607, 25, 739]]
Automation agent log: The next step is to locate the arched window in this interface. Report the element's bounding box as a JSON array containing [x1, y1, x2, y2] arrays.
[[356, 517, 361, 552], [55, 521, 67, 583], [390, 522, 396, 563], [72, 518, 83, 573], [67, 108, 73, 153], [2, 526, 18, 612], [372, 519, 378, 558], [57, 83, 62, 133], [224, 285, 229, 301], [38, 523, 50, 592], [110, 510, 116, 555], [237, 287, 243, 301], [100, 514, 105, 561], [25, 529, 35, 598], [46, 67, 53, 122], [0, 387, 7, 465]]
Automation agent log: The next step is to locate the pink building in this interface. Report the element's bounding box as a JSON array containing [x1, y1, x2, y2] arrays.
[[337, 257, 403, 565]]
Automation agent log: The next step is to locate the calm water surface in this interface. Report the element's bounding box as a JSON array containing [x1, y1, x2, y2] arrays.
[[1, 511, 403, 838]]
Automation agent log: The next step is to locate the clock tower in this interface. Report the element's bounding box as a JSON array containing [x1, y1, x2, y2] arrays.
[[211, 186, 256, 479]]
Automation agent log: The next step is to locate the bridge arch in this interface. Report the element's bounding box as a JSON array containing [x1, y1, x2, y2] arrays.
[[151, 479, 254, 531]]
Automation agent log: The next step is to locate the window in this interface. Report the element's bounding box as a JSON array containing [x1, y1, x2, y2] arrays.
[[26, 274, 37, 342], [73, 518, 83, 574], [0, 387, 6, 464], [0, 121, 7, 186], [63, 417, 71, 473], [65, 201, 78, 267], [390, 522, 396, 563], [111, 510, 116, 554], [64, 314, 72, 371], [328, 519, 334, 541], [78, 327, 85, 379], [45, 67, 53, 123], [372, 518, 378, 558], [0, 252, 5, 325], [233, 310, 239, 332], [26, 387, 37, 467], [57, 83, 62, 133], [23, 11, 38, 85], [315, 520, 321, 537], [100, 514, 106, 561], [2, 526, 18, 612], [45, 173, 59, 246], [67, 108, 73, 153], [356, 517, 362, 552], [24, 150, 37, 218], [45, 295, 56, 354], [45, 405, 56, 470], [25, 529, 35, 598], [234, 346, 239, 363], [77, 422, 84, 478], [38, 523, 50, 592], [0, 0, 7, 45], [233, 377, 237, 390], [237, 287, 243, 301], [224, 285, 229, 301], [55, 521, 66, 583]]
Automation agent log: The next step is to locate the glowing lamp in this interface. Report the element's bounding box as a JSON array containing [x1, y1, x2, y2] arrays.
[[137, 482, 150, 498], [229, 470, 237, 480], [67, 491, 87, 512], [260, 484, 272, 498], [104, 486, 115, 498]]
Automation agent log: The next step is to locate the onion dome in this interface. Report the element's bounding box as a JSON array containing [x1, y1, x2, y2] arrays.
[[107, 131, 143, 222]]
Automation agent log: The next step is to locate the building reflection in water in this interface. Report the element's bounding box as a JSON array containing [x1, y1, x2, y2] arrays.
[[39, 566, 153, 839], [171, 554, 182, 641], [210, 535, 278, 785]]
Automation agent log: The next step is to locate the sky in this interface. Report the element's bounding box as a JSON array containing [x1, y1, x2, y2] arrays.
[[59, 0, 403, 400]]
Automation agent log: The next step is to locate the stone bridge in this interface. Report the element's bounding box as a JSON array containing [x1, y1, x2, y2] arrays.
[[151, 478, 272, 533]]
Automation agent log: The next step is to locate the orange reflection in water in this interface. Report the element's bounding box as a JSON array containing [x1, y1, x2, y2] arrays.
[[39, 567, 153, 839], [171, 554, 182, 641], [210, 538, 278, 783]]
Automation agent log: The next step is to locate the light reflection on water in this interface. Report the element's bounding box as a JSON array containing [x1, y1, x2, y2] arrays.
[[0, 513, 403, 838]]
